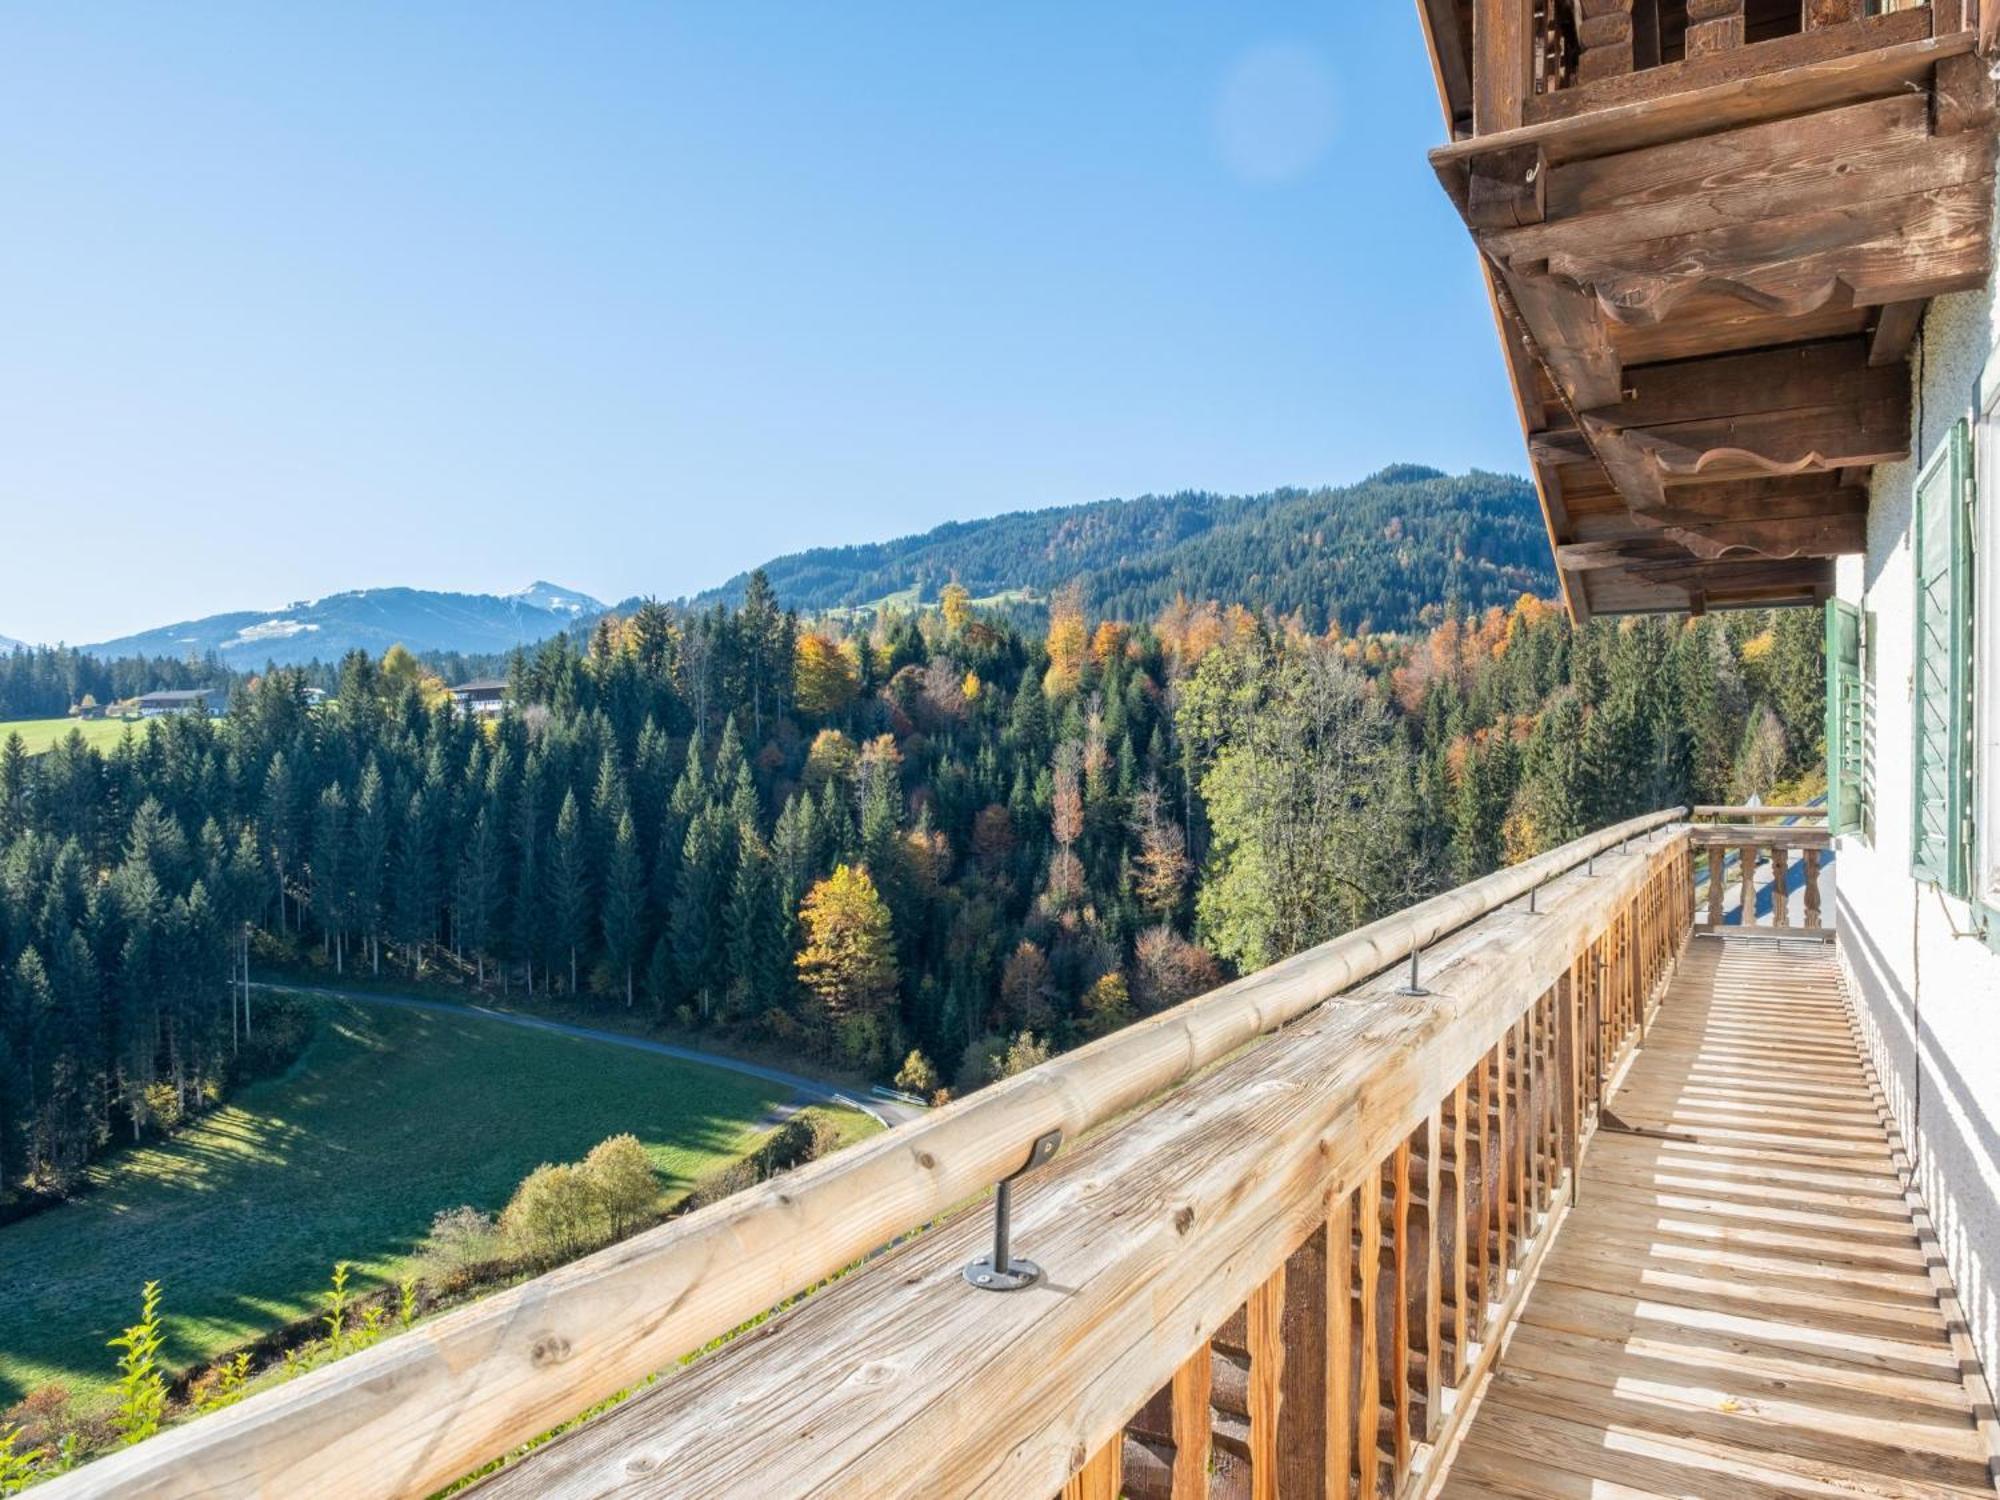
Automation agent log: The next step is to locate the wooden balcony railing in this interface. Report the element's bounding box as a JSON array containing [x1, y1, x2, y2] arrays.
[[1469, 1, 1972, 135], [50, 812, 1706, 1499], [1689, 804, 1831, 937]]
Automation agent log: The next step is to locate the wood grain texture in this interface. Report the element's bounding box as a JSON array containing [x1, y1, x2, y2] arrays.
[[1170, 1344, 1212, 1500], [463, 837, 1688, 1499], [1326, 1196, 1353, 1500], [1438, 941, 1997, 1500], [1424, 13, 1995, 622], [1061, 1438, 1122, 1500], [1247, 1264, 1285, 1500]]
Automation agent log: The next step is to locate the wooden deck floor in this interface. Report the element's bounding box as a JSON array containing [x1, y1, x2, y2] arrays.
[[1439, 938, 1998, 1500]]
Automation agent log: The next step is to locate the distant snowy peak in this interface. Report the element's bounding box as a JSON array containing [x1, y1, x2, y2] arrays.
[[80, 582, 607, 668], [509, 581, 602, 617]]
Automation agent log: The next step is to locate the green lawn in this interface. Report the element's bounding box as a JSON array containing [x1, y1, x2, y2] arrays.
[[0, 716, 142, 755], [0, 996, 799, 1408]]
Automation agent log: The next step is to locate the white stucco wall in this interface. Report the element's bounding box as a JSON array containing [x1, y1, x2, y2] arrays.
[[1834, 197, 2000, 1386]]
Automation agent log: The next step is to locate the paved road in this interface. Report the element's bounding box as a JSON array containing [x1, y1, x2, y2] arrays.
[[250, 981, 920, 1127]]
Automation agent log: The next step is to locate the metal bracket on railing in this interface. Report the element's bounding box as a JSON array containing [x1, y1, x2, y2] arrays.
[[964, 1128, 1063, 1292], [1526, 882, 1539, 915], [1397, 949, 1431, 997], [1585, 852, 1596, 876]]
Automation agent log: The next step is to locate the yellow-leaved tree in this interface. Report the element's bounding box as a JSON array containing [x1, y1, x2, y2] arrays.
[[940, 580, 972, 634], [794, 632, 860, 717], [380, 643, 450, 710], [1042, 582, 1088, 699], [795, 864, 899, 1065]]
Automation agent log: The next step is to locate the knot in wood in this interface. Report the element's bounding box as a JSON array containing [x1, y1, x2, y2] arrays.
[[530, 1333, 573, 1367], [625, 1454, 662, 1475], [916, 1150, 937, 1170], [1173, 1205, 1195, 1236], [851, 1359, 897, 1387]]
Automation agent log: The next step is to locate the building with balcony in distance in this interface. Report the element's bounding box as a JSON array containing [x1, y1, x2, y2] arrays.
[[135, 687, 227, 718], [448, 677, 509, 719]]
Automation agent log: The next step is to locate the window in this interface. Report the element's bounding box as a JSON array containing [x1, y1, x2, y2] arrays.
[[1912, 417, 1974, 896], [1978, 364, 2000, 904], [1827, 600, 1866, 837]]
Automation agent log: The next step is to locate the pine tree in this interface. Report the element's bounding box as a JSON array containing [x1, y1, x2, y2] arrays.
[[549, 790, 590, 997], [511, 762, 544, 994], [391, 785, 440, 966], [352, 761, 389, 975], [669, 806, 727, 1016], [601, 811, 646, 1007], [311, 784, 350, 973], [0, 733, 27, 845], [723, 837, 780, 1020], [456, 807, 503, 985]]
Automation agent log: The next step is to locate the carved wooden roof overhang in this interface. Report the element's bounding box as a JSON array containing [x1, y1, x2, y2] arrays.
[[1417, 2, 1998, 617]]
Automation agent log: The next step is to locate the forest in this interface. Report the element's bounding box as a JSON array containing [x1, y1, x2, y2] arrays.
[[0, 574, 1823, 1202], [0, 649, 235, 724], [698, 467, 1557, 634]]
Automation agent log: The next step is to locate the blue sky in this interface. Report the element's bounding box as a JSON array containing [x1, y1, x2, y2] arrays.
[[0, 4, 1524, 646]]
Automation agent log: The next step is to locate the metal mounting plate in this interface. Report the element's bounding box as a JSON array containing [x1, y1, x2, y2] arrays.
[[964, 1255, 1042, 1292]]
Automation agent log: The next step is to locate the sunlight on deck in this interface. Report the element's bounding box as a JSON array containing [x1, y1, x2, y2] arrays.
[[1439, 939, 1993, 1499]]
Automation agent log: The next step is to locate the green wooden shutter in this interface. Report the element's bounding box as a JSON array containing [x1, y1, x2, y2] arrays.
[[1911, 418, 1974, 894], [1826, 600, 1864, 836]]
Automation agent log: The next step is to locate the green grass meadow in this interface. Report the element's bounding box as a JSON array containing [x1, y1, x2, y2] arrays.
[[0, 717, 143, 755], [0, 995, 800, 1407]]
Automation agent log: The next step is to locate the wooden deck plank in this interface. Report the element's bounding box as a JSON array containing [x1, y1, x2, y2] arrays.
[[1439, 939, 1993, 1500]]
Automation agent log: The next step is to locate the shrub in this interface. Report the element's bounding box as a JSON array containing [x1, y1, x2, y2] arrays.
[[1081, 973, 1133, 1038], [583, 1135, 659, 1238], [1132, 926, 1222, 1013], [417, 1205, 501, 1279], [681, 1107, 850, 1213], [191, 1353, 252, 1414], [0, 1428, 36, 1496], [2, 1384, 72, 1451], [997, 1031, 1051, 1081], [956, 1034, 1008, 1093], [322, 1262, 353, 1351], [107, 1281, 167, 1446], [229, 994, 314, 1085], [501, 1162, 610, 1266], [894, 1050, 937, 1097]]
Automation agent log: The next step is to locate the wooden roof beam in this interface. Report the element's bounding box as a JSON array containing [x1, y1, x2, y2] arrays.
[[1575, 339, 1908, 510], [1556, 509, 1866, 566], [1594, 338, 1894, 427], [1869, 301, 1925, 367], [1414, 0, 1475, 137], [1572, 473, 1868, 528]]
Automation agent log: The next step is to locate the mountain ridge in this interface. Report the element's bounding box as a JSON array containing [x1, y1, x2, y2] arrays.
[[694, 466, 1550, 634], [48, 467, 1550, 667], [81, 582, 606, 669]]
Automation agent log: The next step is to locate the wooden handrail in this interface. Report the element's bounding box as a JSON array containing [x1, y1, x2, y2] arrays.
[[1688, 823, 1831, 848], [1693, 819, 1832, 937], [43, 809, 1685, 1500], [476, 826, 1694, 1496], [1689, 804, 1826, 821]]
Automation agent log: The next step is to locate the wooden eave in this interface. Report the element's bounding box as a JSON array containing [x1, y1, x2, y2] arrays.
[[1418, 3, 1998, 618]]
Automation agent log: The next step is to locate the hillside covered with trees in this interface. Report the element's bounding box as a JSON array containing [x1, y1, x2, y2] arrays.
[[698, 468, 1555, 634], [0, 574, 1821, 1205]]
